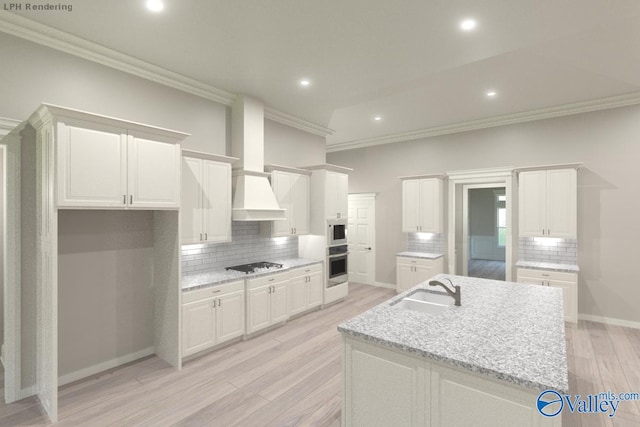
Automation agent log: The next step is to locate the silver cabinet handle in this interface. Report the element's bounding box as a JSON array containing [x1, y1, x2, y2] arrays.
[[123, 195, 126, 205], [200, 233, 203, 241], [205, 233, 208, 240], [269, 278, 275, 282], [542, 229, 545, 235], [130, 195, 133, 204], [218, 298, 222, 307]]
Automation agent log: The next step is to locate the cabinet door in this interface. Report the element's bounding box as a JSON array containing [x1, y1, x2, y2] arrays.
[[518, 170, 547, 237], [288, 274, 308, 316], [216, 291, 245, 344], [271, 171, 292, 236], [402, 180, 420, 232], [181, 157, 203, 244], [307, 271, 323, 308], [396, 262, 415, 292], [418, 179, 442, 233], [337, 173, 349, 219], [270, 281, 289, 324], [291, 174, 310, 235], [57, 122, 127, 208], [128, 135, 181, 209], [325, 171, 339, 218], [182, 298, 216, 357], [546, 169, 577, 238], [202, 160, 232, 243], [548, 279, 577, 324], [247, 286, 271, 334], [415, 264, 434, 286]]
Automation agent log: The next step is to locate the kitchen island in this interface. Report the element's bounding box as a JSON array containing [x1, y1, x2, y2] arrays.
[[338, 274, 567, 427]]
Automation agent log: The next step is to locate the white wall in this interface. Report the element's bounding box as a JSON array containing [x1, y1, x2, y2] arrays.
[[328, 104, 640, 323], [264, 119, 326, 167], [0, 147, 4, 353], [0, 33, 227, 154]]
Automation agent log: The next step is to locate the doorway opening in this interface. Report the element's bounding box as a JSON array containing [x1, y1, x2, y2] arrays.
[[347, 193, 376, 286], [447, 167, 514, 282], [465, 186, 506, 281]]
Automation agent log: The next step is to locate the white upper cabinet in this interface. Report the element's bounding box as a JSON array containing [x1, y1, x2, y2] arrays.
[[401, 177, 444, 233], [181, 151, 236, 245], [263, 166, 310, 237], [127, 134, 181, 209], [54, 107, 188, 210], [325, 170, 349, 219], [305, 165, 353, 235], [519, 168, 577, 238]]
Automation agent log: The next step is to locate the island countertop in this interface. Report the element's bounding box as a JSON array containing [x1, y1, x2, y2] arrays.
[[338, 274, 568, 393]]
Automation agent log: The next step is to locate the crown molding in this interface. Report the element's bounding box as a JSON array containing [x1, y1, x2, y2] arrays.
[[264, 107, 333, 137], [0, 11, 332, 138], [327, 91, 640, 153], [0, 117, 22, 137]]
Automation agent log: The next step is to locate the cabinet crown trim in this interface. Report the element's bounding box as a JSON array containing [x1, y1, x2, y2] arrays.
[[300, 163, 353, 173], [28, 104, 190, 140], [182, 149, 238, 163], [264, 164, 312, 175], [398, 174, 446, 181], [515, 163, 583, 174]]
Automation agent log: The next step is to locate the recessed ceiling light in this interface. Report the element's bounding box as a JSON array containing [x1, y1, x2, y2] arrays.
[[299, 79, 311, 87], [460, 19, 477, 31], [486, 91, 497, 98], [374, 116, 382, 121], [146, 0, 164, 13]]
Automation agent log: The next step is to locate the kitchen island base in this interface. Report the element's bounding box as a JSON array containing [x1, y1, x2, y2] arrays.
[[343, 336, 561, 427]]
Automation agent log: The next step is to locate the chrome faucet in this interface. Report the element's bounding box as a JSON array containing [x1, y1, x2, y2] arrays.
[[429, 278, 461, 306]]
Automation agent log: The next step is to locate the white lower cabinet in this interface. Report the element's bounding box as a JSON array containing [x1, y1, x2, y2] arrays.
[[343, 337, 561, 427], [517, 268, 578, 323], [247, 272, 290, 334], [288, 264, 324, 316], [182, 281, 245, 357], [396, 256, 444, 293]]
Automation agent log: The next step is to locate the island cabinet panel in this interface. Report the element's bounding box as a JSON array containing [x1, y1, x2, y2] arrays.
[[343, 337, 562, 427], [344, 338, 428, 427], [430, 363, 559, 427]]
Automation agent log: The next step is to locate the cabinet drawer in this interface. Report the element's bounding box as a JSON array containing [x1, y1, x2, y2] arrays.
[[517, 268, 576, 283], [183, 280, 244, 304], [247, 271, 290, 289], [397, 256, 440, 267], [290, 263, 323, 277]]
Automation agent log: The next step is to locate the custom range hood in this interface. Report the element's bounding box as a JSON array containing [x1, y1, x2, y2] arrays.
[[231, 96, 286, 221]]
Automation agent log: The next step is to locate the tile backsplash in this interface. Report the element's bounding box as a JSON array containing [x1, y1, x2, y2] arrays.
[[518, 237, 577, 265], [407, 232, 446, 254], [181, 222, 298, 276]]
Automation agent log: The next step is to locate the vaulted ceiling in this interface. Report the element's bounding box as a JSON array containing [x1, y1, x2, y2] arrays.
[[6, 0, 640, 150]]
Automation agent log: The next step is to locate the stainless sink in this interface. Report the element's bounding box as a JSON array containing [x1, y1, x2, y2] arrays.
[[392, 290, 452, 315]]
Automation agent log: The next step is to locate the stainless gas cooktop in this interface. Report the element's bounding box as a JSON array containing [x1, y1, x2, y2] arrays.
[[225, 261, 283, 274]]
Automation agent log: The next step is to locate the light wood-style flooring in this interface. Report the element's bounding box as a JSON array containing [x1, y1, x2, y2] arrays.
[[0, 283, 638, 426], [468, 259, 506, 281]]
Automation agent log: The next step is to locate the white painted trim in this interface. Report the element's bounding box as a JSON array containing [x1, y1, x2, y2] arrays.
[[578, 314, 640, 330], [58, 347, 155, 387], [264, 108, 334, 137], [0, 117, 22, 137], [181, 149, 238, 164], [327, 91, 640, 152], [0, 12, 333, 138], [372, 281, 395, 289], [447, 168, 514, 282], [348, 192, 377, 201]]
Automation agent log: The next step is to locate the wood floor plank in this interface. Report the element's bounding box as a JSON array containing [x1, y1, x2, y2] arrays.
[[1, 282, 637, 427]]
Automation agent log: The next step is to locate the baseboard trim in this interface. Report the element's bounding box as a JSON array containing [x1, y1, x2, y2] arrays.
[[372, 281, 395, 289], [578, 314, 640, 330], [58, 347, 155, 386], [19, 385, 36, 400]]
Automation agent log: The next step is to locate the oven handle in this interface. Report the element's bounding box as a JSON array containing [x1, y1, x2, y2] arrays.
[[327, 252, 350, 259]]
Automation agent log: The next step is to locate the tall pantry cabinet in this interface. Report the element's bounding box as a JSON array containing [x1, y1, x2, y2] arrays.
[[14, 105, 188, 422]]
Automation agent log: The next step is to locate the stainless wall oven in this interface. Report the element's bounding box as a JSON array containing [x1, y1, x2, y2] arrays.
[[327, 218, 347, 246], [327, 244, 348, 287]]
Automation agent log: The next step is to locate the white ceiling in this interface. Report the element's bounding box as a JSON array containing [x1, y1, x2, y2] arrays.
[[9, 0, 640, 148]]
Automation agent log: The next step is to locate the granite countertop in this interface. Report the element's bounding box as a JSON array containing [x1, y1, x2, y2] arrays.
[[397, 251, 444, 260], [338, 274, 568, 393], [182, 258, 323, 291], [516, 260, 579, 273]]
